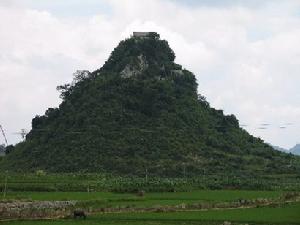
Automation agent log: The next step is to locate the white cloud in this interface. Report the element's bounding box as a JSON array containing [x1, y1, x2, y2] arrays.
[[0, 0, 299, 149]]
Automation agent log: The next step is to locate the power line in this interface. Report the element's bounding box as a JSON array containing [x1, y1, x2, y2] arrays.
[[0, 125, 8, 146]]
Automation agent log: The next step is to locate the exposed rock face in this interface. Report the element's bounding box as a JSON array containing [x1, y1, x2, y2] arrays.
[[120, 54, 148, 78], [171, 69, 184, 76]]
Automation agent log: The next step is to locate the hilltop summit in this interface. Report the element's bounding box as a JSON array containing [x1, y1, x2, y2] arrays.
[[1, 33, 299, 176]]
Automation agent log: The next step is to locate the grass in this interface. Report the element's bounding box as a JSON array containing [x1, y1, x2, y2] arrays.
[[94, 202, 300, 224], [1, 172, 300, 192], [4, 190, 283, 201], [4, 191, 131, 201], [1, 190, 299, 225], [144, 190, 283, 201], [2, 202, 300, 225], [0, 220, 219, 225], [2, 190, 284, 209]]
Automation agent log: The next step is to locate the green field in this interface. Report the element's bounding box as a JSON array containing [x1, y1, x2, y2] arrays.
[[97, 203, 300, 223], [4, 190, 284, 208], [1, 173, 300, 192], [2, 202, 300, 225], [1, 174, 300, 225], [5, 190, 283, 201]]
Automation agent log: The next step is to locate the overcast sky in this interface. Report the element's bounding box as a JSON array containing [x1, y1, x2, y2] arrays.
[[0, 0, 300, 149]]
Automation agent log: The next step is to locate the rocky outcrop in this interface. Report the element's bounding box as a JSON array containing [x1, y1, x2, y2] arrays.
[[120, 55, 148, 78]]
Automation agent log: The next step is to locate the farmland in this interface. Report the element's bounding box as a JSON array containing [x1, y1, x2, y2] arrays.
[[1, 173, 300, 192], [1, 201, 300, 225], [3, 190, 285, 209], [4, 190, 283, 202], [0, 173, 300, 224]]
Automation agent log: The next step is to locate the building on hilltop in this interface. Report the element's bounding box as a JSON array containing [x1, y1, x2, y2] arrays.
[[133, 32, 150, 37], [132, 32, 160, 39]]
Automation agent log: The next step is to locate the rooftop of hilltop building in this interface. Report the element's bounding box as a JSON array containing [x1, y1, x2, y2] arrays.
[[132, 32, 160, 39]]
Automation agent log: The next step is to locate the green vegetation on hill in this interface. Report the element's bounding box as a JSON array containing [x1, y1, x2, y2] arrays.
[[0, 144, 5, 156], [1, 33, 299, 176]]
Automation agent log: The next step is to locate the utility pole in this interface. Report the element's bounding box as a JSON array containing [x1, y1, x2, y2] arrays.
[[19, 129, 27, 140], [2, 171, 8, 199], [145, 168, 148, 182], [183, 163, 186, 179], [12, 129, 28, 141]]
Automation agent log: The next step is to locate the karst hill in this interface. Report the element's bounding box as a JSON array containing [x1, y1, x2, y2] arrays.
[[1, 32, 299, 176]]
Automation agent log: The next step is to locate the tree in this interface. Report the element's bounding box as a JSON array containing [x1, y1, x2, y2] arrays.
[[56, 70, 91, 99], [72, 70, 91, 83], [0, 144, 5, 155], [5, 145, 14, 155]]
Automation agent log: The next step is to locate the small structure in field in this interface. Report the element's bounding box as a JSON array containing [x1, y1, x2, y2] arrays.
[[137, 190, 145, 197]]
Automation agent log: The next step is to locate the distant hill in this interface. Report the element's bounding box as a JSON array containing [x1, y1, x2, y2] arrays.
[[290, 144, 300, 156], [1, 32, 299, 176], [270, 145, 288, 153], [270, 143, 300, 156]]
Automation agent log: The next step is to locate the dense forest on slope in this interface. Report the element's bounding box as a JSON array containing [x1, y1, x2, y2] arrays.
[[0, 144, 5, 156], [1, 33, 299, 176]]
